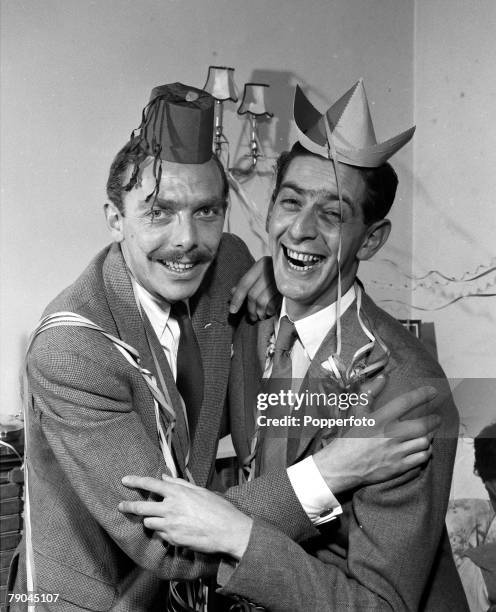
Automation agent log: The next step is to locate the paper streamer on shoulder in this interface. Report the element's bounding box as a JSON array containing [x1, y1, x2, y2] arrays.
[[23, 311, 208, 611]]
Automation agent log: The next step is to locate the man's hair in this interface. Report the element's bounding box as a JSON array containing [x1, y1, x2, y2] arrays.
[[106, 140, 229, 214], [270, 142, 398, 225], [474, 422, 496, 482]]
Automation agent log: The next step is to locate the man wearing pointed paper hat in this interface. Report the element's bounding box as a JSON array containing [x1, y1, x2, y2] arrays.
[[120, 80, 468, 611], [8, 81, 440, 612]]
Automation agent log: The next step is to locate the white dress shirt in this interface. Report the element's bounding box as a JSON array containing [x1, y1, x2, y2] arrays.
[[274, 286, 356, 526], [133, 281, 180, 380]]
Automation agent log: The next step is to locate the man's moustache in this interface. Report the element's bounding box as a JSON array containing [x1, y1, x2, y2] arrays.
[[156, 249, 213, 264]]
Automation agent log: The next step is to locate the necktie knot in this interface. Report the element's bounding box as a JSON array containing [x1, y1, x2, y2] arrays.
[[171, 300, 189, 321], [275, 316, 298, 353]]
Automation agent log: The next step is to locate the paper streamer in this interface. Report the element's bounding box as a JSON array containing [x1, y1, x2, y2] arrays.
[[377, 257, 496, 284], [24, 312, 208, 612], [380, 292, 496, 311]]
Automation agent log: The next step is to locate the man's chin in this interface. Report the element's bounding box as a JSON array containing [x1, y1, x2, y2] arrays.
[[274, 275, 313, 303], [156, 283, 202, 303], [275, 262, 326, 295], [153, 263, 210, 302]]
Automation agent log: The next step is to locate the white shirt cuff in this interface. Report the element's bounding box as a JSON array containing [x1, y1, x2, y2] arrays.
[[287, 456, 342, 526]]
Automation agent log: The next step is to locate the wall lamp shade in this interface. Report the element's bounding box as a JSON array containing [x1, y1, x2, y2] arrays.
[[237, 83, 273, 117], [203, 66, 238, 102]]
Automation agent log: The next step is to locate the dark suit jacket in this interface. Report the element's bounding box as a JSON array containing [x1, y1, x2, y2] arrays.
[[220, 291, 469, 611], [10, 235, 313, 612]]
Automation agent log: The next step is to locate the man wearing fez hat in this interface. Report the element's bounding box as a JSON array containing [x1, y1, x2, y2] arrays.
[[9, 82, 269, 611], [121, 80, 467, 611], [9, 81, 439, 612]]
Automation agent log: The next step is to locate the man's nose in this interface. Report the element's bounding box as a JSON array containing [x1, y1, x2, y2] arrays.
[[171, 213, 197, 251], [287, 205, 318, 242]]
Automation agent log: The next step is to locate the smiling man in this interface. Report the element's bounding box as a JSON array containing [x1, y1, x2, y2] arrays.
[[223, 82, 466, 611], [105, 153, 227, 303], [120, 81, 468, 611]]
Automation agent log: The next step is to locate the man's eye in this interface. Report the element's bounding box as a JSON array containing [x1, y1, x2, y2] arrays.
[[147, 208, 170, 221], [321, 207, 342, 220], [197, 207, 218, 217], [279, 198, 300, 208]]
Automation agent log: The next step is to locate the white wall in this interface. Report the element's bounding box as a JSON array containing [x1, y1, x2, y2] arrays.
[[414, 1, 496, 499], [413, 0, 496, 380], [1, 0, 415, 417]]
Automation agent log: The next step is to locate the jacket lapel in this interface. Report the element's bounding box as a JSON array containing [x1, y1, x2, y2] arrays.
[[189, 278, 234, 486], [102, 244, 188, 473], [102, 245, 155, 379]]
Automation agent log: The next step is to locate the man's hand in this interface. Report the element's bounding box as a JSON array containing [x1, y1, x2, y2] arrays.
[[118, 476, 253, 560], [313, 380, 442, 494], [230, 256, 281, 321]]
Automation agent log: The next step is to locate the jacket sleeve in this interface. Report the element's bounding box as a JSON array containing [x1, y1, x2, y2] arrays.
[[224, 470, 317, 543], [27, 326, 218, 581]]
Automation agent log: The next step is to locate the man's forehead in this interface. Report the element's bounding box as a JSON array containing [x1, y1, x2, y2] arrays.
[[133, 157, 222, 193], [282, 155, 365, 204], [157, 157, 222, 183], [121, 157, 225, 214]]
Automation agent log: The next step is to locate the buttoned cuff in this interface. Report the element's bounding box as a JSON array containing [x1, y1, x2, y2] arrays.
[[287, 455, 342, 525]]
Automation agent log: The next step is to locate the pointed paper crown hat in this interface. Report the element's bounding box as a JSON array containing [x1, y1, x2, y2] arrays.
[[135, 82, 214, 164], [294, 79, 415, 168]]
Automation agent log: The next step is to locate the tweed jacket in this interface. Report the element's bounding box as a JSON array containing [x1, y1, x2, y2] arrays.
[[10, 235, 313, 612], [220, 291, 469, 611]]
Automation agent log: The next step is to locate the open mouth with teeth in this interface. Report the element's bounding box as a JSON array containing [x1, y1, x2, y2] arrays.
[[155, 259, 197, 274], [282, 245, 325, 271]]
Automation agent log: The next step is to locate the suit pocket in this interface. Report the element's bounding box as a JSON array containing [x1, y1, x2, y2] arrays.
[[35, 551, 117, 611]]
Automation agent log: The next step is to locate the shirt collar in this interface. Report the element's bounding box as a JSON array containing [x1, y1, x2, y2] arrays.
[[280, 285, 356, 360], [132, 280, 171, 341]]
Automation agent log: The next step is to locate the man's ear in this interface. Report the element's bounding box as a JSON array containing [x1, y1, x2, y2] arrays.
[[104, 201, 125, 242], [357, 219, 391, 261]]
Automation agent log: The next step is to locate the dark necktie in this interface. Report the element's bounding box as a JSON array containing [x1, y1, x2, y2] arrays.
[[258, 315, 298, 473], [170, 301, 203, 439]]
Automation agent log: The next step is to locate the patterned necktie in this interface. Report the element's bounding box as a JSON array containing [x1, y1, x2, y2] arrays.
[[171, 301, 204, 439], [258, 315, 298, 473], [271, 316, 298, 379]]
